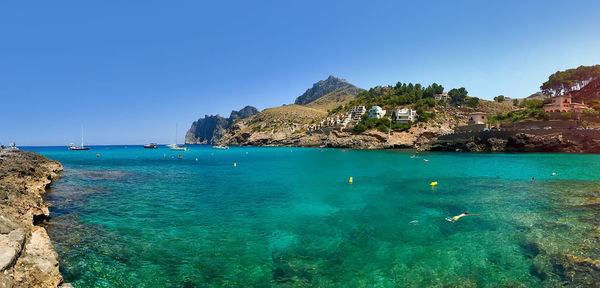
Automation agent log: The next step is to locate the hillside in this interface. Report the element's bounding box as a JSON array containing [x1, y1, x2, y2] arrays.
[[572, 78, 600, 103], [304, 86, 364, 111], [294, 76, 357, 105], [217, 76, 363, 146]]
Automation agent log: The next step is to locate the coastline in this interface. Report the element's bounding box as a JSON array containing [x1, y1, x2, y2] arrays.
[[0, 149, 70, 288], [215, 129, 600, 153]]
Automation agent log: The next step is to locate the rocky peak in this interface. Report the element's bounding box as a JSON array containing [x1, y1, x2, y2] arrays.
[[229, 106, 259, 123], [294, 76, 356, 105], [186, 106, 259, 145]]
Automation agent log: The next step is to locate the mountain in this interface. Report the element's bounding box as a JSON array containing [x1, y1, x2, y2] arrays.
[[305, 86, 364, 111], [294, 76, 357, 105], [185, 106, 259, 145], [228, 106, 259, 123], [218, 77, 363, 146], [526, 92, 551, 100]]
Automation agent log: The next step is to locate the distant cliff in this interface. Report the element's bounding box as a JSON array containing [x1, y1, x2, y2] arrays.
[[294, 76, 356, 105], [185, 106, 258, 145]]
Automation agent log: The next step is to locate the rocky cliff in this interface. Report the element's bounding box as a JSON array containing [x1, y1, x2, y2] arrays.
[[426, 131, 600, 153], [0, 150, 70, 288], [185, 106, 258, 145], [294, 76, 356, 105]]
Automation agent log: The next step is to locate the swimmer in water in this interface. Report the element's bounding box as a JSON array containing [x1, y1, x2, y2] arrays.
[[445, 211, 474, 222]]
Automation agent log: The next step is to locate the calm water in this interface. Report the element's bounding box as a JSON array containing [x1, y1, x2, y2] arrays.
[[28, 145, 600, 287]]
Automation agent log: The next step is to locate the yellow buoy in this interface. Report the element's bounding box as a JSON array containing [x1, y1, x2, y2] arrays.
[[349, 177, 353, 184], [195, 158, 198, 161], [430, 181, 438, 186], [234, 162, 237, 167]]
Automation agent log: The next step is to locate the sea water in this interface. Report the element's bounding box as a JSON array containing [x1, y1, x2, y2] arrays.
[[28, 145, 600, 287]]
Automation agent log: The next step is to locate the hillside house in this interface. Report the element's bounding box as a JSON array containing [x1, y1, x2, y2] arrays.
[[369, 106, 386, 119], [434, 93, 450, 102], [348, 106, 366, 121], [543, 95, 590, 113], [468, 113, 487, 124], [392, 108, 417, 124], [543, 95, 572, 112]]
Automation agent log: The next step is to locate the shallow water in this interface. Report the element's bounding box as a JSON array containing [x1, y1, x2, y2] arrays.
[[28, 145, 600, 287]]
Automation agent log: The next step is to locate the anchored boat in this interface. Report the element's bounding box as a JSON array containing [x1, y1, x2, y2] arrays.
[[143, 143, 158, 149], [69, 126, 90, 150]]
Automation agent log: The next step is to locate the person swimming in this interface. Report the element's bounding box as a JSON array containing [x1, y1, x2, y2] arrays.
[[445, 211, 474, 222]]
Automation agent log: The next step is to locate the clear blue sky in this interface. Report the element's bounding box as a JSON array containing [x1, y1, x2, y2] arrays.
[[1, 0, 599, 146]]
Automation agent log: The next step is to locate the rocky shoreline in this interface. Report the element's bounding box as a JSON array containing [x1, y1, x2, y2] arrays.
[[426, 130, 600, 153], [0, 150, 70, 288]]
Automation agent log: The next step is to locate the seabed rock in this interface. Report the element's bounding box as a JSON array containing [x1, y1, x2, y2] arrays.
[[553, 254, 600, 286]]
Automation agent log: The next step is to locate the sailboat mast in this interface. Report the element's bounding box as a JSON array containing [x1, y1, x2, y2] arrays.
[[175, 123, 178, 145], [81, 125, 84, 148]]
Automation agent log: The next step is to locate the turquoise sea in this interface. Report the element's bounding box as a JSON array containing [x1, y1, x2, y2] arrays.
[[28, 145, 600, 287]]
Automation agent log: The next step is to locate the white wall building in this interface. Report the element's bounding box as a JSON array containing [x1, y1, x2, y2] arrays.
[[468, 113, 487, 124], [369, 106, 386, 119], [348, 106, 366, 121], [392, 108, 417, 124]]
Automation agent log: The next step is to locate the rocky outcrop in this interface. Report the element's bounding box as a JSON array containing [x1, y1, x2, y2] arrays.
[[185, 106, 259, 144], [0, 150, 66, 288], [219, 119, 454, 149], [571, 78, 600, 103], [228, 106, 259, 122], [185, 115, 229, 145], [427, 131, 600, 153], [294, 76, 356, 105]]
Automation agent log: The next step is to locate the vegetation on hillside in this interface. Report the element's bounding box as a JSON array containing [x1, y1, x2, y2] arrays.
[[333, 82, 472, 118], [353, 114, 411, 133], [487, 99, 550, 123], [541, 64, 600, 96]]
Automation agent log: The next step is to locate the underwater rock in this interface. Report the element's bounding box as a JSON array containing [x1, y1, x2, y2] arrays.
[[553, 253, 600, 286], [79, 169, 129, 180]]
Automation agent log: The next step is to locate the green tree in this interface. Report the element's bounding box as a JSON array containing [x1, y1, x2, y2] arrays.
[[464, 97, 479, 108], [493, 95, 505, 102], [448, 87, 468, 106], [512, 99, 519, 106]]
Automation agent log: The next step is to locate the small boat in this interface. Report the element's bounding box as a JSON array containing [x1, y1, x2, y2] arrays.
[[6, 142, 19, 150], [212, 145, 229, 150], [168, 123, 187, 151], [143, 143, 158, 149], [170, 145, 187, 151], [68, 126, 90, 150]]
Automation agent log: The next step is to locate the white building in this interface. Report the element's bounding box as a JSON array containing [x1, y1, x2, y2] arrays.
[[468, 113, 487, 124], [392, 108, 417, 124], [434, 93, 450, 102], [348, 106, 366, 121], [369, 106, 386, 119]]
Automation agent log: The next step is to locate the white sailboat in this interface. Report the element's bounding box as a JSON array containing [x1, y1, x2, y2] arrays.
[[69, 125, 90, 150], [169, 123, 187, 151]]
